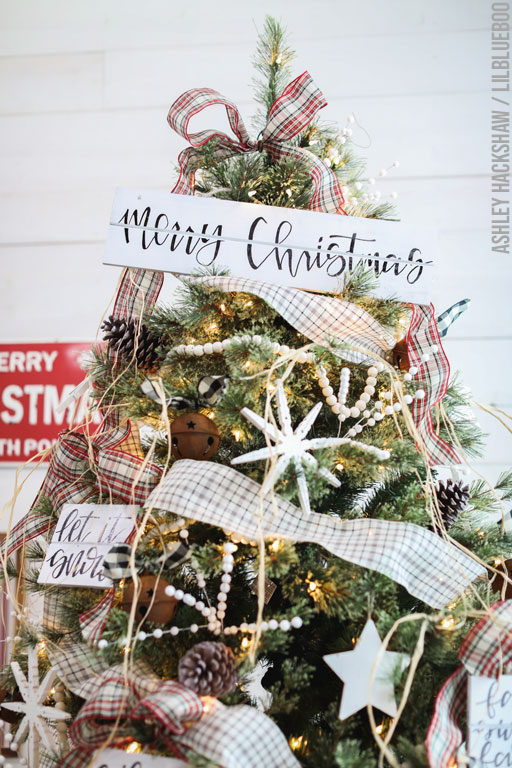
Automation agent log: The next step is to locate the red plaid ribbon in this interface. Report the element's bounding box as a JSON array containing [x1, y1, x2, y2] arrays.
[[168, 70, 346, 215], [6, 418, 162, 559], [407, 304, 460, 466], [426, 600, 512, 767], [58, 666, 203, 768]]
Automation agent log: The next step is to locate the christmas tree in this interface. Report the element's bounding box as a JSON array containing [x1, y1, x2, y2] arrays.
[[2, 17, 512, 768]]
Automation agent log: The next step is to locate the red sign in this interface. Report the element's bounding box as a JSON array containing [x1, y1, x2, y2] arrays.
[[0, 343, 96, 463]]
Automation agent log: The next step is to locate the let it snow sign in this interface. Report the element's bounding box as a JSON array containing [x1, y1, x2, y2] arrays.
[[104, 189, 435, 303], [38, 504, 136, 588], [468, 675, 512, 766]]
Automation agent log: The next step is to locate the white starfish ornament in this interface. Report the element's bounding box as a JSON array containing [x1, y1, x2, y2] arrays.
[[3, 645, 70, 768], [231, 381, 390, 514]]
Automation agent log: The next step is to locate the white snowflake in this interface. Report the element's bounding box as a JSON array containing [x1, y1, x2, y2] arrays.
[[3, 646, 70, 768], [231, 381, 390, 514]]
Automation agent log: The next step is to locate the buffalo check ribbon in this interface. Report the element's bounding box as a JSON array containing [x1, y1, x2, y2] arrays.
[[147, 460, 485, 609], [406, 304, 460, 466], [52, 640, 299, 768], [168, 71, 346, 215], [426, 600, 512, 768], [436, 299, 470, 339]]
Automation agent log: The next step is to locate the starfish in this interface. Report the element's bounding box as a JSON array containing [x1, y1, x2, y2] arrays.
[[3, 646, 70, 768], [231, 381, 390, 514]]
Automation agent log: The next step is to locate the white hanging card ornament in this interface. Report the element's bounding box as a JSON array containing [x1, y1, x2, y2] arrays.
[[323, 619, 410, 720], [231, 380, 390, 514], [38, 504, 136, 588], [88, 749, 188, 768], [467, 674, 512, 764], [3, 646, 70, 768]]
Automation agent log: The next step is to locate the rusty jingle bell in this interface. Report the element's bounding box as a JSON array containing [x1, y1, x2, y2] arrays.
[[120, 572, 177, 625], [170, 412, 220, 460]]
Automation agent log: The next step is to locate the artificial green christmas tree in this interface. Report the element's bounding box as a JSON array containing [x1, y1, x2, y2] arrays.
[[3, 17, 512, 768]]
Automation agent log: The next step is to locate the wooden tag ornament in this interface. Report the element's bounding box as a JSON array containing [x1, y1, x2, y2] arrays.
[[170, 412, 220, 460], [120, 572, 177, 625]]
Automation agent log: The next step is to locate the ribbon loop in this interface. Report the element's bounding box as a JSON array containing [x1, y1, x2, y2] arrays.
[[168, 71, 345, 214]]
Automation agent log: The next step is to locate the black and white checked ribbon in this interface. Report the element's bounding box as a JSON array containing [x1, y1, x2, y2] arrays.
[[102, 540, 189, 581], [194, 275, 396, 363], [147, 460, 486, 609], [436, 299, 470, 338], [141, 374, 229, 410]]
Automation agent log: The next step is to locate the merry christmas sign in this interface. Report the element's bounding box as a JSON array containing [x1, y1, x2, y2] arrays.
[[104, 189, 435, 304], [38, 504, 136, 588]]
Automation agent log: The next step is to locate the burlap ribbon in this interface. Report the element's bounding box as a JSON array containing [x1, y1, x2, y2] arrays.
[[168, 71, 345, 215], [426, 600, 512, 767]]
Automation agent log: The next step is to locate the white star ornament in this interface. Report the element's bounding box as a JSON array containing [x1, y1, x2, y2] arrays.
[[3, 646, 70, 768], [323, 619, 410, 720]]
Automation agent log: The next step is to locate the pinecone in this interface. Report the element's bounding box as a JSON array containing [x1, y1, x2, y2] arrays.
[[178, 641, 238, 697], [101, 315, 161, 369], [435, 478, 470, 529]]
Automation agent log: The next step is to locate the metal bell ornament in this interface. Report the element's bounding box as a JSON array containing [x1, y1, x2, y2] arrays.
[[170, 412, 220, 460]]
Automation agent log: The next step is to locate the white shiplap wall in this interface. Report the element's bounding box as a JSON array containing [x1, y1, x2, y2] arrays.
[[0, 0, 510, 530]]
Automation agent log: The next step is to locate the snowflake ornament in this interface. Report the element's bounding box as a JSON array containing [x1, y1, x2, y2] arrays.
[[3, 646, 70, 768], [232, 380, 390, 514]]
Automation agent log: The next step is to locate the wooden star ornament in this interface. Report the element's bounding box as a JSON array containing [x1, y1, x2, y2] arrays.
[[3, 646, 70, 768], [324, 619, 410, 720]]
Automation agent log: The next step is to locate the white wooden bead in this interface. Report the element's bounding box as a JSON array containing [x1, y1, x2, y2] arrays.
[[204, 342, 214, 354], [212, 341, 223, 353], [393, 402, 402, 412], [347, 428, 356, 437], [221, 339, 231, 350], [185, 344, 195, 355], [368, 418, 376, 426], [374, 412, 383, 421], [415, 389, 426, 399], [331, 403, 341, 414], [360, 393, 370, 403], [253, 335, 262, 344], [355, 400, 366, 411], [350, 407, 361, 418], [342, 406, 351, 417], [363, 410, 371, 418], [322, 386, 334, 397], [279, 345, 290, 355], [170, 626, 179, 636], [409, 366, 418, 375], [384, 405, 394, 415], [326, 395, 337, 406], [355, 425, 363, 433], [403, 373, 412, 382], [403, 394, 413, 404], [366, 376, 377, 386], [368, 366, 378, 376], [364, 385, 375, 395], [291, 616, 303, 628]]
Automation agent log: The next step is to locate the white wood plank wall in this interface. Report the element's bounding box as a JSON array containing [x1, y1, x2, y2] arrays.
[[0, 0, 510, 529]]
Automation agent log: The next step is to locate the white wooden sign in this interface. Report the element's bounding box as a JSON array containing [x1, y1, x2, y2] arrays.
[[38, 504, 136, 588], [104, 188, 435, 303], [91, 749, 187, 768], [468, 675, 512, 765]]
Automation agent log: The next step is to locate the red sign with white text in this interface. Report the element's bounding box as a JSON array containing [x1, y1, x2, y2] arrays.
[[0, 343, 95, 463]]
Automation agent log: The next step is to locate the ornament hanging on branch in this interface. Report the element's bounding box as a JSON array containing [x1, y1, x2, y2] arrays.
[[232, 380, 390, 515], [120, 572, 178, 625], [171, 412, 220, 460], [323, 619, 410, 720], [178, 641, 238, 697], [101, 315, 162, 370], [2, 646, 70, 768]]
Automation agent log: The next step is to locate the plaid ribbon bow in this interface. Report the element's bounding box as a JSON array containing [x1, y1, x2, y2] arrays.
[[168, 71, 346, 215], [141, 374, 230, 411], [52, 640, 300, 768], [58, 664, 203, 768], [6, 418, 162, 559], [426, 600, 512, 768]]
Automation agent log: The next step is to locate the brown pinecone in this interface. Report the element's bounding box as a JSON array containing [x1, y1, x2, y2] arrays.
[[435, 478, 470, 529], [178, 641, 238, 697], [101, 315, 161, 369]]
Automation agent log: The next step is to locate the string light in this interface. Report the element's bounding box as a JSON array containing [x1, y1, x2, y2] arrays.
[[336, 463, 344, 472], [308, 581, 318, 594], [289, 736, 304, 750], [375, 724, 384, 735], [209, 322, 217, 330], [271, 540, 281, 552], [126, 743, 141, 754], [232, 430, 242, 442], [219, 304, 226, 312], [241, 637, 250, 649], [439, 616, 455, 631]]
